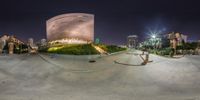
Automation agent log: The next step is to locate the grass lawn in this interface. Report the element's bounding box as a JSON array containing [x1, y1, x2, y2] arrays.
[[96, 44, 127, 53], [47, 44, 99, 55], [40, 43, 127, 55]]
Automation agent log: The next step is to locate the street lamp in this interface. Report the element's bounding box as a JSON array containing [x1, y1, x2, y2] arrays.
[[151, 34, 157, 49], [151, 34, 156, 39]]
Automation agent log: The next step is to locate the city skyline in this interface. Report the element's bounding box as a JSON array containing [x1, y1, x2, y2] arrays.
[[1, 1, 200, 99], [0, 0, 200, 44]]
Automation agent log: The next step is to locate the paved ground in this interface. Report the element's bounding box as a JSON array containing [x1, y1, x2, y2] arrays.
[[0, 50, 200, 100]]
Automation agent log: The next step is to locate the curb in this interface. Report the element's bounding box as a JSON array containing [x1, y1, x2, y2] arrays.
[[152, 54, 185, 59], [114, 60, 145, 66]]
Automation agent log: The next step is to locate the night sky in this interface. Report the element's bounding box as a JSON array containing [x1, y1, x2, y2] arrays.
[[0, 0, 200, 45]]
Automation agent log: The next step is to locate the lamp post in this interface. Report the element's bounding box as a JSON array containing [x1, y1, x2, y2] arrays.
[[151, 34, 157, 49], [151, 34, 156, 39]]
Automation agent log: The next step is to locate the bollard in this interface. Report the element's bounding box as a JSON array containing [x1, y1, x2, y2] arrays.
[[145, 54, 149, 63], [140, 51, 150, 65]]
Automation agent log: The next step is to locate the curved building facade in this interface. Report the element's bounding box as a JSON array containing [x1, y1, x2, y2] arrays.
[[47, 13, 94, 44]]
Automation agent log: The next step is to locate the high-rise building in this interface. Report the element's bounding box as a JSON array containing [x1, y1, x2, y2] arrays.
[[127, 35, 138, 48]]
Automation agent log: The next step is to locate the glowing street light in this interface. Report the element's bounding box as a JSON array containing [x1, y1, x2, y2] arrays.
[[150, 34, 158, 49], [151, 34, 157, 39]]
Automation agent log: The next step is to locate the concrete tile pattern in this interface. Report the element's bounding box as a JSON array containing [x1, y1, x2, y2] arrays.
[[0, 52, 200, 100]]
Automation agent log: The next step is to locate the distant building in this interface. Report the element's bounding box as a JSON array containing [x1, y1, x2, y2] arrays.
[[40, 39, 47, 46], [0, 35, 9, 53], [127, 35, 138, 48], [28, 38, 38, 53], [168, 32, 187, 46], [0, 35, 9, 44], [195, 40, 200, 55], [0, 39, 4, 53], [198, 40, 200, 45], [198, 40, 200, 48], [0, 34, 25, 54], [167, 32, 188, 55], [28, 38, 34, 46]]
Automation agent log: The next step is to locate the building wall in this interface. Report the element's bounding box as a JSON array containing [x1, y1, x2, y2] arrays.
[[168, 32, 188, 46], [127, 35, 138, 48], [28, 38, 34, 46], [46, 13, 94, 44]]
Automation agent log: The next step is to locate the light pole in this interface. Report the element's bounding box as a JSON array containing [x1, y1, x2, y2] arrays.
[[151, 34, 157, 49], [151, 34, 156, 39]]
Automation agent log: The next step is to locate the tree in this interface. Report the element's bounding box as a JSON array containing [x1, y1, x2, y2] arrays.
[[162, 38, 170, 48]]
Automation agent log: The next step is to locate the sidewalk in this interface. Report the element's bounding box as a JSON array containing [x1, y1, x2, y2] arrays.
[[114, 50, 145, 66]]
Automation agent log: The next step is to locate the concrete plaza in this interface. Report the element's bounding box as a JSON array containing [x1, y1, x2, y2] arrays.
[[0, 50, 200, 100]]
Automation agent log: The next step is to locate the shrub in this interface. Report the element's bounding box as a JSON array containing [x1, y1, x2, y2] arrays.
[[47, 44, 99, 55], [161, 48, 172, 55], [38, 46, 48, 53], [96, 44, 126, 53], [148, 47, 172, 56]]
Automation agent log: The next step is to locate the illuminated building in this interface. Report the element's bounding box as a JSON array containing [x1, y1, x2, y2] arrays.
[[40, 39, 47, 46], [28, 38, 38, 53], [168, 32, 187, 46], [28, 38, 34, 46], [46, 13, 94, 44], [0, 34, 25, 54], [168, 32, 188, 55], [127, 35, 138, 48]]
